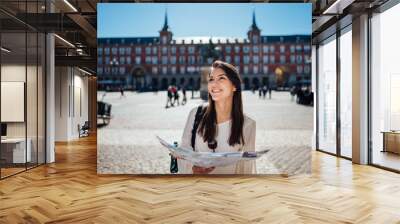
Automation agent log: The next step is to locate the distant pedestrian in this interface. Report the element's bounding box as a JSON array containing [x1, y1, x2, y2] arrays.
[[262, 85, 267, 99], [173, 85, 180, 106], [258, 87, 262, 98], [119, 86, 126, 98], [268, 87, 272, 99], [166, 86, 173, 108], [181, 86, 187, 105]]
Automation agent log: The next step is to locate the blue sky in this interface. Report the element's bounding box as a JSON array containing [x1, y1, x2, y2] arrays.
[[98, 3, 311, 38]]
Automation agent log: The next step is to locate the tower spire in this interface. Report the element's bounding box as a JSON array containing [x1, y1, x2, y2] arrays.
[[251, 9, 259, 31], [162, 8, 169, 31]]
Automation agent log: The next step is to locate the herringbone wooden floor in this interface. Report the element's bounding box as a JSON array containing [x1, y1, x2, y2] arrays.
[[1, 135, 400, 224]]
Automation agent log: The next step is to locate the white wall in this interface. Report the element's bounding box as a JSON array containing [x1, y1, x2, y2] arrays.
[[55, 67, 89, 141]]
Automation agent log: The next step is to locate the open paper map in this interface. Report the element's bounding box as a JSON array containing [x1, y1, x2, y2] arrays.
[[156, 136, 269, 168]]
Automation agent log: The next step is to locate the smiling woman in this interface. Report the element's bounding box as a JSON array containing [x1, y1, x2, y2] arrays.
[[178, 60, 257, 174]]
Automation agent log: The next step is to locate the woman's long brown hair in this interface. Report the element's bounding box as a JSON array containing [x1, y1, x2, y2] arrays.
[[198, 60, 245, 147]]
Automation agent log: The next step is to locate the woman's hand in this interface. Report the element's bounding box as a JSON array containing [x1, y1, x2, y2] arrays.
[[192, 166, 215, 174]]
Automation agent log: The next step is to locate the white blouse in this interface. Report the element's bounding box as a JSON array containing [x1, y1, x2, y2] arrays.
[[178, 106, 256, 174]]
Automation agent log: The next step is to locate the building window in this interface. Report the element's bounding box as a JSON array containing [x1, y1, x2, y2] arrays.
[[105, 56, 110, 65], [263, 65, 268, 73], [296, 55, 303, 64], [152, 67, 158, 74], [197, 56, 203, 64], [180, 66, 185, 74], [162, 47, 168, 55], [244, 55, 250, 64], [296, 44, 302, 51], [263, 45, 269, 53], [135, 56, 141, 64], [253, 66, 258, 74], [263, 55, 268, 64], [152, 56, 158, 64], [135, 47, 142, 54], [179, 46, 185, 54], [162, 66, 167, 74], [252, 46, 259, 54], [98, 48, 103, 55], [126, 56, 131, 64], [290, 45, 295, 53], [244, 66, 249, 74], [162, 36, 167, 44], [171, 46, 176, 54], [179, 56, 185, 64], [270, 45, 275, 53], [120, 57, 125, 64], [162, 56, 168, 64], [119, 67, 125, 75], [297, 65, 303, 73], [304, 45, 311, 52], [225, 56, 231, 63], [290, 55, 295, 63], [152, 46, 157, 54], [171, 66, 176, 74], [112, 47, 118, 55], [280, 55, 286, 64], [145, 56, 151, 64], [104, 47, 110, 55], [171, 56, 176, 64], [188, 56, 195, 64], [97, 67, 103, 74], [126, 47, 131, 55], [234, 56, 240, 64], [234, 45, 240, 53], [105, 67, 110, 74], [252, 35, 258, 44], [188, 46, 195, 54], [98, 57, 103, 65], [243, 45, 250, 53], [119, 47, 125, 55], [253, 56, 259, 64], [146, 47, 151, 55], [304, 65, 311, 74], [225, 46, 231, 53], [270, 55, 275, 64], [280, 45, 285, 53]]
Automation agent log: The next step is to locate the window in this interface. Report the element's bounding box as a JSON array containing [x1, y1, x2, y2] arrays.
[[253, 56, 259, 64], [270, 45, 275, 53], [280, 45, 285, 53], [244, 66, 249, 74], [119, 67, 125, 75], [179, 46, 185, 54], [179, 56, 185, 64], [243, 46, 250, 53], [126, 47, 131, 55], [105, 56, 110, 65], [135, 56, 141, 64], [152, 46, 157, 54], [188, 46, 195, 54], [171, 66, 176, 74], [152, 67, 158, 74], [304, 65, 311, 74], [225, 46, 231, 53], [253, 66, 258, 74], [162, 47, 167, 55], [162, 56, 168, 65], [296, 55, 303, 64], [263, 55, 269, 64], [112, 47, 118, 55], [97, 67, 103, 74], [304, 45, 311, 52], [296, 44, 302, 51], [234, 45, 240, 53], [135, 47, 142, 54], [263, 65, 268, 73], [290, 45, 295, 53], [188, 56, 195, 64], [263, 45, 269, 53], [98, 57, 103, 65], [98, 48, 103, 55], [120, 57, 125, 64], [234, 56, 240, 64], [104, 47, 110, 55], [290, 55, 295, 63], [225, 56, 231, 63], [280, 55, 286, 64], [270, 55, 275, 64], [162, 36, 167, 44], [296, 65, 303, 73], [171, 56, 176, 64], [119, 47, 125, 55], [253, 46, 259, 54], [197, 56, 203, 64], [126, 56, 131, 64], [162, 66, 167, 74], [252, 35, 258, 44], [244, 55, 250, 64], [146, 47, 151, 54], [171, 46, 176, 54], [145, 56, 151, 64], [152, 56, 158, 64], [180, 66, 185, 74]]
